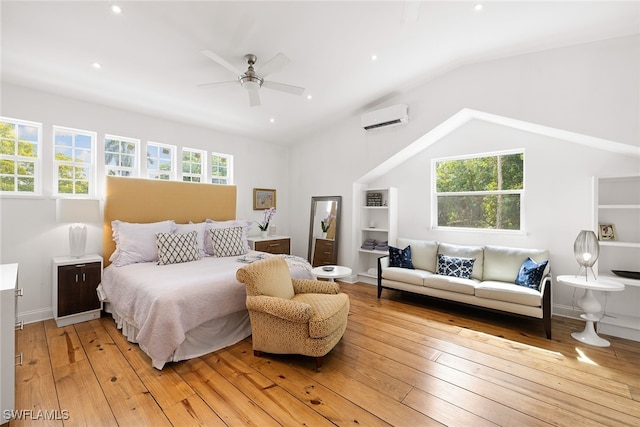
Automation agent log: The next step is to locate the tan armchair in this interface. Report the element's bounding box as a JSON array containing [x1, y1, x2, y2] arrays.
[[236, 256, 350, 371]]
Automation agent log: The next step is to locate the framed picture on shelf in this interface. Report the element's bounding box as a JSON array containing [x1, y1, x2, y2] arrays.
[[598, 224, 616, 241], [253, 188, 276, 210]]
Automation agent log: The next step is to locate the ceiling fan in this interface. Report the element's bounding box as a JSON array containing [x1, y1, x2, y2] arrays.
[[198, 50, 305, 107]]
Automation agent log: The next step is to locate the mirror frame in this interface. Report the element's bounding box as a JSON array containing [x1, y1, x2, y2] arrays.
[[307, 196, 342, 266]]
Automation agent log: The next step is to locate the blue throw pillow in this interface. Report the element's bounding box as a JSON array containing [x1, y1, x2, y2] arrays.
[[389, 245, 414, 269], [515, 257, 548, 290], [436, 254, 475, 279]]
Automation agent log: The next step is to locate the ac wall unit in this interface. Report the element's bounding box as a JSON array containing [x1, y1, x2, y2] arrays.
[[361, 104, 408, 131]]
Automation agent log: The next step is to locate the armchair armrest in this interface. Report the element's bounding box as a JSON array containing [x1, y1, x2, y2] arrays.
[[292, 278, 340, 295], [246, 295, 312, 323]]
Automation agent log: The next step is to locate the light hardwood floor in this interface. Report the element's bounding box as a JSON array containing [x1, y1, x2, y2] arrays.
[[10, 282, 640, 426]]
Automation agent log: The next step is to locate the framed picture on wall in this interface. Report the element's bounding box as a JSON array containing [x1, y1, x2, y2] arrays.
[[253, 188, 276, 210], [599, 224, 616, 241]]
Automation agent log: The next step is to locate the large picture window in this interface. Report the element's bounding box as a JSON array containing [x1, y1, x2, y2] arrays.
[[434, 151, 524, 230], [54, 126, 96, 195], [0, 117, 41, 194]]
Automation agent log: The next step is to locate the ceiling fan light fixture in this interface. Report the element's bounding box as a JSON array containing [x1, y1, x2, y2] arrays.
[[239, 75, 263, 91]]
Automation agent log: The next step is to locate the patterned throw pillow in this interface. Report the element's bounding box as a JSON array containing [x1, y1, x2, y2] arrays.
[[209, 226, 247, 257], [156, 231, 201, 265], [515, 257, 548, 290], [436, 254, 475, 279], [389, 245, 414, 269]]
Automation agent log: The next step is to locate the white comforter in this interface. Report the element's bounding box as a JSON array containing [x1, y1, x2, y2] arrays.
[[100, 252, 313, 368]]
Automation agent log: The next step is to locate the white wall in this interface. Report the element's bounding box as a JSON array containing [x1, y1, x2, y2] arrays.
[[289, 35, 640, 316], [0, 83, 291, 323]]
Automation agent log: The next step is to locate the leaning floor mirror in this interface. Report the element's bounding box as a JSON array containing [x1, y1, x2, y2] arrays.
[[308, 196, 342, 267]]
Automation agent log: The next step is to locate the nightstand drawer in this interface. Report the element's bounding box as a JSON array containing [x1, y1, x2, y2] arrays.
[[254, 238, 291, 255]]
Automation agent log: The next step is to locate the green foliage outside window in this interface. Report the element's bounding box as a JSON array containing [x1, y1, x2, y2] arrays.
[[211, 154, 229, 184], [435, 152, 524, 230], [0, 120, 39, 192]]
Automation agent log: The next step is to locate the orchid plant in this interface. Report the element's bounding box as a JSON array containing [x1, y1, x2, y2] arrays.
[[257, 207, 276, 231], [320, 213, 335, 232]]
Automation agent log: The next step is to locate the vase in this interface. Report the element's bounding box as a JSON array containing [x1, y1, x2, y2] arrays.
[[321, 232, 327, 239], [261, 230, 268, 238]]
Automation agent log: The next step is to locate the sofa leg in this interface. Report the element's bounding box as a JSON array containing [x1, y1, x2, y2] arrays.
[[315, 356, 323, 372], [253, 350, 262, 357], [544, 317, 552, 340]]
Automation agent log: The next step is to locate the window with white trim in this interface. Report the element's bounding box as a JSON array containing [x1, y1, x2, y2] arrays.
[[105, 135, 139, 177], [0, 117, 42, 194], [54, 126, 96, 195], [146, 142, 175, 180], [211, 152, 232, 184], [182, 148, 206, 182], [434, 150, 524, 230]]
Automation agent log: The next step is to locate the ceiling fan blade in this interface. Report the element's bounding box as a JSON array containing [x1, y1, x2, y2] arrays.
[[201, 50, 242, 76], [262, 80, 305, 96], [247, 89, 261, 107], [196, 80, 237, 88], [258, 52, 291, 77]]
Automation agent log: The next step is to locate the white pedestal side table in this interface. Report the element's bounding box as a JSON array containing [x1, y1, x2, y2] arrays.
[[311, 265, 352, 282], [557, 275, 625, 347]]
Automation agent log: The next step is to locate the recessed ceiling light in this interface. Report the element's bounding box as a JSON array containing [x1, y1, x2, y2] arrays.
[[111, 4, 122, 14], [269, 118, 275, 124], [371, 54, 378, 61], [306, 94, 313, 100], [91, 62, 102, 69], [474, 3, 484, 12]]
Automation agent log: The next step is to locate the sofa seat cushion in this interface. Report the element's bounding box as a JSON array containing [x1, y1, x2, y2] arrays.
[[475, 281, 541, 307], [423, 274, 478, 295], [383, 267, 433, 286]]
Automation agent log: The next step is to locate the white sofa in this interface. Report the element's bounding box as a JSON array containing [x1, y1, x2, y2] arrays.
[[378, 238, 552, 338]]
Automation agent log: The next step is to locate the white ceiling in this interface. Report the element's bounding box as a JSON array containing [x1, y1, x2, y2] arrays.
[[2, 1, 639, 145]]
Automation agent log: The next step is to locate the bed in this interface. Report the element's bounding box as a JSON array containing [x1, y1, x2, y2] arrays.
[[98, 176, 313, 369]]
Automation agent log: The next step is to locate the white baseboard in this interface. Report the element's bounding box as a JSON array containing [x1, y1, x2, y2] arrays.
[[18, 308, 53, 325]]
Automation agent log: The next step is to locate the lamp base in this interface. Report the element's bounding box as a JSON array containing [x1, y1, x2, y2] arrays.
[[69, 224, 87, 257], [576, 265, 598, 281]]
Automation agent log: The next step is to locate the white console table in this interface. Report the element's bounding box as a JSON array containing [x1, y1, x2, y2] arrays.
[[557, 275, 625, 347]]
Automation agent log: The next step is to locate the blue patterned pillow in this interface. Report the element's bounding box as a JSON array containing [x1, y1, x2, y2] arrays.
[[389, 245, 414, 269], [436, 254, 475, 279], [515, 257, 548, 290]]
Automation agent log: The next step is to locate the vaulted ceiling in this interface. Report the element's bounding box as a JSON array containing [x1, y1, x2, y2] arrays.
[[2, 1, 638, 144]]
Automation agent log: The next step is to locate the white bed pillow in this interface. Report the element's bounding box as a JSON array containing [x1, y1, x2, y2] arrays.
[[205, 219, 252, 255], [156, 231, 201, 265], [174, 222, 207, 258], [209, 226, 247, 257], [110, 220, 176, 267]]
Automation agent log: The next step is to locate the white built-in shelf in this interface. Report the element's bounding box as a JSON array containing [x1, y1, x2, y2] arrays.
[[598, 204, 640, 209], [599, 241, 640, 248]]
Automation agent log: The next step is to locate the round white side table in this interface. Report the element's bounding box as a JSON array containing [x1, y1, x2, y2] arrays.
[[557, 275, 625, 347], [311, 265, 352, 282]]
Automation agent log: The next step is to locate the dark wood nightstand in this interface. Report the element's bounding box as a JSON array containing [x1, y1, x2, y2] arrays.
[[247, 236, 291, 255], [53, 254, 103, 327]]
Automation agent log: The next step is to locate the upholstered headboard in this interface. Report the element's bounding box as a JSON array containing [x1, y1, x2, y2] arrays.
[[103, 176, 237, 266]]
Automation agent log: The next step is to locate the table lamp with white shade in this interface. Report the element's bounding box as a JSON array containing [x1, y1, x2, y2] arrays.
[[573, 230, 600, 280], [56, 199, 101, 257]]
